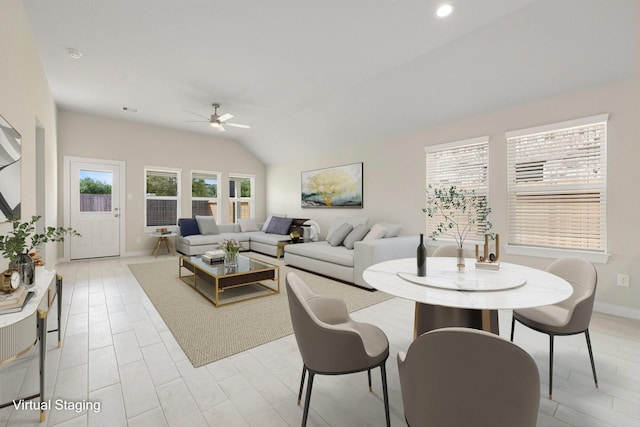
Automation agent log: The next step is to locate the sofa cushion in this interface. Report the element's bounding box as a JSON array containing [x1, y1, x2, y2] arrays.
[[247, 231, 289, 245], [262, 213, 286, 232], [343, 224, 371, 249], [178, 218, 200, 237], [327, 223, 353, 247], [265, 216, 293, 234], [327, 216, 368, 238], [238, 218, 259, 232], [196, 215, 219, 235], [285, 241, 355, 267], [380, 222, 404, 238], [363, 223, 388, 241]]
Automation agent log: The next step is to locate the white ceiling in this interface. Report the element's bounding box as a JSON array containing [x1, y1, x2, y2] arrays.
[[23, 0, 637, 165]]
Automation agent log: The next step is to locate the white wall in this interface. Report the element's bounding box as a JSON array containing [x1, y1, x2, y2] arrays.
[[0, 0, 59, 268], [57, 111, 266, 256], [267, 76, 640, 317]]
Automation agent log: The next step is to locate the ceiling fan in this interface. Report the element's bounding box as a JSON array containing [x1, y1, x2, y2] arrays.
[[184, 103, 251, 132]]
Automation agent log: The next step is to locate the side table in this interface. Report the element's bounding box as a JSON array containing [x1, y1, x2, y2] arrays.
[[150, 232, 177, 257], [276, 238, 311, 259]]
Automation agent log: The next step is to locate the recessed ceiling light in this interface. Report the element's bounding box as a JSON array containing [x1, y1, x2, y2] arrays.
[[436, 3, 454, 18], [67, 48, 82, 59]]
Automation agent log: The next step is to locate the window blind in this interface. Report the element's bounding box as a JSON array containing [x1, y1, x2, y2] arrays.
[[425, 137, 489, 241], [506, 115, 607, 252]]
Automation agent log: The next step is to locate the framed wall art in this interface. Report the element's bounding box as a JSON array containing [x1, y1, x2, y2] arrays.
[[0, 114, 21, 222], [301, 162, 363, 208]]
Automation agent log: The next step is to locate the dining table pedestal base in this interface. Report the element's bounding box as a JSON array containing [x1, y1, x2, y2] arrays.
[[414, 303, 499, 338]]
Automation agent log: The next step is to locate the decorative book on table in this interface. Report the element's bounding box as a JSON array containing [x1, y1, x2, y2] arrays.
[[0, 286, 35, 315]]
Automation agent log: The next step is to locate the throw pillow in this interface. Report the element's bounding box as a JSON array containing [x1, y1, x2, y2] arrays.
[[380, 222, 404, 238], [195, 215, 220, 235], [262, 213, 286, 232], [326, 216, 368, 238], [178, 218, 200, 237], [238, 218, 259, 232], [327, 223, 353, 247], [343, 224, 371, 249], [363, 223, 388, 241], [265, 216, 293, 234]]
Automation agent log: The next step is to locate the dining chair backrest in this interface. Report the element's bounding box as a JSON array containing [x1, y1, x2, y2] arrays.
[[431, 244, 460, 257], [397, 327, 540, 427], [546, 256, 597, 333]]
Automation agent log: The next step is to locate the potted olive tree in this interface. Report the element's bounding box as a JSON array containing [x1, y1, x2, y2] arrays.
[[424, 185, 493, 271], [0, 215, 80, 287]]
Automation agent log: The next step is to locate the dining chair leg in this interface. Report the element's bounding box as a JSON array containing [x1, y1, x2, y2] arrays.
[[510, 314, 516, 341], [301, 371, 315, 427], [367, 369, 372, 391], [584, 329, 599, 388], [380, 363, 391, 427], [549, 334, 555, 399], [298, 365, 307, 405]]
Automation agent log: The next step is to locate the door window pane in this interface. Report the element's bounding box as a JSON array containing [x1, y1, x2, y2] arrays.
[[79, 169, 112, 212]]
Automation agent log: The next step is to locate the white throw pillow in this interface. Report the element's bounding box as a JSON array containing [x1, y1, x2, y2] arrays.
[[195, 215, 219, 235], [363, 223, 388, 241], [380, 222, 404, 238], [326, 216, 368, 239], [238, 218, 259, 232], [326, 223, 353, 247], [343, 224, 371, 249]]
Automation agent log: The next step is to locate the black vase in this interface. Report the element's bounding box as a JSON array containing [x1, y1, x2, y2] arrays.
[[417, 234, 426, 277], [9, 252, 36, 288]]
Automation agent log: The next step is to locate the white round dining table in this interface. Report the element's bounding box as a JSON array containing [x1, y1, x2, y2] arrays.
[[363, 257, 573, 336]]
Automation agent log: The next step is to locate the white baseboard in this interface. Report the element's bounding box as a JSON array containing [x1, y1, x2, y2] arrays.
[[594, 302, 640, 320]]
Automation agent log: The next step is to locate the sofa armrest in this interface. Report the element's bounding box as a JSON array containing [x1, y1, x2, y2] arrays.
[[353, 236, 419, 288]]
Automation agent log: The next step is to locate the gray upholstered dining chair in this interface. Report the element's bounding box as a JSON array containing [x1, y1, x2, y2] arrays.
[[431, 244, 463, 257], [397, 327, 540, 427], [286, 272, 391, 427], [511, 256, 599, 399]]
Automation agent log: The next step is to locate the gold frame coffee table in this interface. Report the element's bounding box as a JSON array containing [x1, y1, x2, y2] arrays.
[[179, 254, 280, 307]]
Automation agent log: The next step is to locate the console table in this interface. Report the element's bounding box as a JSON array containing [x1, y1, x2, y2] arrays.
[[0, 268, 62, 423]]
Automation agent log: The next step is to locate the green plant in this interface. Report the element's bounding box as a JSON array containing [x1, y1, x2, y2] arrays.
[[0, 215, 81, 260], [423, 185, 493, 248]]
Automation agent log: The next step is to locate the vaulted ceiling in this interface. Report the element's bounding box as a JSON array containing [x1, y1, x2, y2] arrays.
[[23, 0, 637, 164]]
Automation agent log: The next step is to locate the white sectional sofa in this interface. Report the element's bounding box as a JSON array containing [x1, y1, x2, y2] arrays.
[[284, 217, 419, 289]]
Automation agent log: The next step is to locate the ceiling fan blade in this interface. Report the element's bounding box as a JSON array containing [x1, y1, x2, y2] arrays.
[[225, 122, 251, 129], [218, 124, 226, 132], [218, 113, 234, 122], [182, 109, 210, 120]]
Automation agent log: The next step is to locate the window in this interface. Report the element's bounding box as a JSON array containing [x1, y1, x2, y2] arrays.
[[229, 174, 254, 223], [145, 167, 181, 228], [425, 137, 489, 242], [506, 114, 607, 252], [191, 171, 220, 221]]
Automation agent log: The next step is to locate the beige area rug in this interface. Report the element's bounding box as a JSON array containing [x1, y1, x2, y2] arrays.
[[128, 255, 392, 367]]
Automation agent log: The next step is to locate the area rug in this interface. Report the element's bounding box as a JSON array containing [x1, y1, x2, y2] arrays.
[[128, 255, 392, 367]]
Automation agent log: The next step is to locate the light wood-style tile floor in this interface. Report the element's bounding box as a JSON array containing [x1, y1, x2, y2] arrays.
[[1, 254, 638, 426]]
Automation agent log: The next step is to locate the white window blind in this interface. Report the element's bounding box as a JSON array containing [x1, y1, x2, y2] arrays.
[[506, 114, 607, 252], [425, 137, 489, 241]]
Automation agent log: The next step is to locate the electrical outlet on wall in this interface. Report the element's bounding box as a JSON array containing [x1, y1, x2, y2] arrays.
[[616, 273, 630, 287]]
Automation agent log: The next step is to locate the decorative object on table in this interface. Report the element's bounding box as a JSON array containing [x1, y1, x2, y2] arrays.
[[424, 185, 493, 272], [0, 215, 80, 287], [0, 268, 21, 293], [290, 231, 301, 243], [301, 162, 363, 208], [218, 238, 241, 269], [475, 234, 500, 270], [417, 234, 426, 277], [0, 114, 21, 223], [201, 249, 225, 265]]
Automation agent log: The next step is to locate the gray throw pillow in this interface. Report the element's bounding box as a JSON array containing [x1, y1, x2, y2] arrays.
[[195, 215, 219, 235], [343, 224, 371, 249], [327, 223, 353, 247], [265, 216, 293, 234]]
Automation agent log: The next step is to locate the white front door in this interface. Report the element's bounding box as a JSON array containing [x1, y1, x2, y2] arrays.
[[70, 161, 121, 259]]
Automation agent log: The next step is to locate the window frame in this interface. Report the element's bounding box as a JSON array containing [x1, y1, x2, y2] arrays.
[[228, 173, 255, 223], [504, 114, 610, 263], [191, 170, 221, 222], [144, 166, 181, 231], [425, 136, 490, 248]]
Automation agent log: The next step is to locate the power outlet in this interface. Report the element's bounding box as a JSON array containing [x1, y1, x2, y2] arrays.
[[616, 273, 630, 287]]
